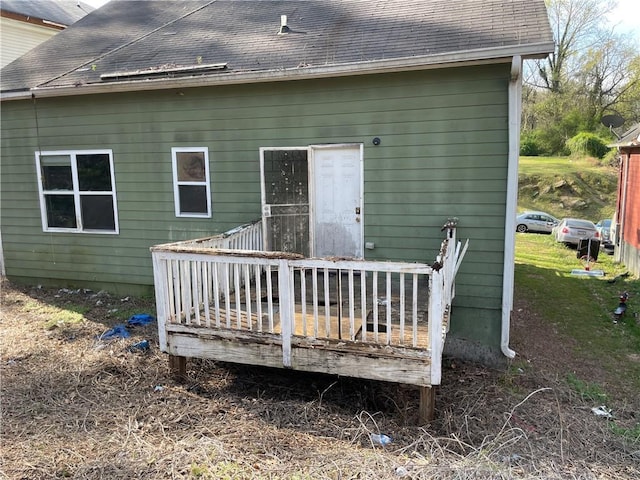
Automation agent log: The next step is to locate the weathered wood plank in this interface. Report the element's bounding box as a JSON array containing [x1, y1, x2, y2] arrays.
[[169, 305, 430, 347], [166, 325, 430, 360], [166, 331, 288, 370], [290, 345, 431, 386], [166, 331, 432, 386]]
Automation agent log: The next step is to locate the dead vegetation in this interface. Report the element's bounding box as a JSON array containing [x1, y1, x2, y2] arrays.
[[1, 280, 638, 479]]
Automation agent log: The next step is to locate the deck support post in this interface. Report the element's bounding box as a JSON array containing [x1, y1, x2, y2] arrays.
[[419, 386, 436, 423], [169, 355, 187, 383]]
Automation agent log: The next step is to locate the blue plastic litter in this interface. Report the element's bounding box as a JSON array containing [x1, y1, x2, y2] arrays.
[[98, 324, 130, 340], [370, 433, 392, 446], [128, 339, 150, 352], [127, 314, 156, 326]]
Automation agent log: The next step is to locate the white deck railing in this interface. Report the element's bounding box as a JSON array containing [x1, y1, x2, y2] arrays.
[[151, 220, 464, 385], [167, 220, 263, 250]]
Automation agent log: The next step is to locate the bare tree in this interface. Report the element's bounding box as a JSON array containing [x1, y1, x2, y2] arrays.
[[532, 0, 616, 93], [578, 34, 639, 121], [520, 0, 640, 154]]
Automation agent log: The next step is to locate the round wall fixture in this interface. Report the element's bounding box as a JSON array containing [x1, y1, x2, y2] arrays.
[[372, 137, 381, 146]]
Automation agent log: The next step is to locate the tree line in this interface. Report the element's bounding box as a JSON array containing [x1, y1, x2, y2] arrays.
[[522, 0, 639, 158]]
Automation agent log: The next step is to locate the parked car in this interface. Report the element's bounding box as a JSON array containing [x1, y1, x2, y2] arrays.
[[515, 211, 559, 234], [553, 218, 600, 246], [595, 219, 611, 241], [595, 218, 614, 253]]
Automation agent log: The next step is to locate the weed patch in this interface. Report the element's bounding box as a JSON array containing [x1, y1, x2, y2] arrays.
[[566, 373, 608, 403], [610, 422, 640, 443]]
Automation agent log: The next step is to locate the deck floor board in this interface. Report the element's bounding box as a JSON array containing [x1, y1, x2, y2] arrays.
[[180, 305, 430, 348]]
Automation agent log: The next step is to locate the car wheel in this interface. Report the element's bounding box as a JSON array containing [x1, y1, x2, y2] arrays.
[[516, 224, 528, 233]]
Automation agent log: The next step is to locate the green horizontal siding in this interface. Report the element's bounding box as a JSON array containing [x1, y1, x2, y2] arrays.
[[1, 63, 512, 352]]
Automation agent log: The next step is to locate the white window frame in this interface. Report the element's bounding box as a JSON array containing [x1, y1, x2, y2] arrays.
[[171, 147, 211, 218], [35, 149, 119, 234]]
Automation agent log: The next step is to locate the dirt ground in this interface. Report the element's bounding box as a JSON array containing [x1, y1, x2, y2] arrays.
[[1, 279, 638, 479]]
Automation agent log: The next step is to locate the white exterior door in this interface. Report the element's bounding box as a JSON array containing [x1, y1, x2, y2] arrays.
[[310, 144, 363, 258]]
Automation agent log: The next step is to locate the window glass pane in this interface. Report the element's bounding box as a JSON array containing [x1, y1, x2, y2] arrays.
[[176, 152, 206, 181], [45, 194, 77, 228], [263, 150, 308, 205], [80, 195, 116, 230], [41, 155, 73, 190], [77, 154, 112, 191], [178, 185, 207, 213]]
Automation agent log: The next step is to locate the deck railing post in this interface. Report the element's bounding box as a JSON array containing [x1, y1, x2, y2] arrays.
[[152, 251, 169, 351], [428, 267, 444, 385], [278, 259, 293, 368], [447, 227, 456, 305]]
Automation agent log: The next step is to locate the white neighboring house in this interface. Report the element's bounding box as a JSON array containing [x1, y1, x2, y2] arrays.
[[1, 0, 94, 68]]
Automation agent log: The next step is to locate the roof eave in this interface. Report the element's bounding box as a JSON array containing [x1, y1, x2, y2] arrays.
[[2, 42, 555, 101], [0, 9, 67, 29], [609, 141, 640, 148], [608, 126, 640, 148]]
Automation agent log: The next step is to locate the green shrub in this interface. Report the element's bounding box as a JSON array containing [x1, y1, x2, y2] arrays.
[[601, 148, 620, 166], [533, 126, 570, 156], [566, 132, 611, 159], [520, 132, 542, 156]]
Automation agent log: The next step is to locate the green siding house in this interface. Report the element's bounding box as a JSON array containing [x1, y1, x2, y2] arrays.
[[0, 0, 554, 366]]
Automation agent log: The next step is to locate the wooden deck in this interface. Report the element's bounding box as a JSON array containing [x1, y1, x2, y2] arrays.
[[152, 220, 466, 423]]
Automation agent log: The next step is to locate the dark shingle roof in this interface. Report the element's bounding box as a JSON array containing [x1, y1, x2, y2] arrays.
[[1, 0, 94, 26], [1, 0, 554, 96], [609, 124, 640, 148]]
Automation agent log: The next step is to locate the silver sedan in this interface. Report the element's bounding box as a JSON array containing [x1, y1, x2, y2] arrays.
[[553, 218, 600, 246], [515, 211, 559, 234]]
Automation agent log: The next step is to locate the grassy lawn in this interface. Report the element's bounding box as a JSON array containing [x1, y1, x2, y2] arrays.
[[515, 232, 640, 393], [519, 155, 608, 176]]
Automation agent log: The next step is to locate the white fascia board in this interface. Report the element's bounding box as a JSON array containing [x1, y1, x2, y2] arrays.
[[2, 41, 554, 101]]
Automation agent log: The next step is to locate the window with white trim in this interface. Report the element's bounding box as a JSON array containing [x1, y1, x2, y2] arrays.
[[35, 150, 119, 233], [171, 147, 211, 217]]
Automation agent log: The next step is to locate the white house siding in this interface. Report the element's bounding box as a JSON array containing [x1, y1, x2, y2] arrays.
[[1, 17, 58, 68]]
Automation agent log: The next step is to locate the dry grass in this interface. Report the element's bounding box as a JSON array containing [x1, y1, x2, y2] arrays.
[[1, 280, 638, 479]]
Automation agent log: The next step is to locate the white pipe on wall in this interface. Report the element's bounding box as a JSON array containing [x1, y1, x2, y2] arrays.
[[500, 55, 522, 359]]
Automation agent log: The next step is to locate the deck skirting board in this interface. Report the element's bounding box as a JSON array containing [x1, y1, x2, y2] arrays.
[[166, 328, 432, 386]]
